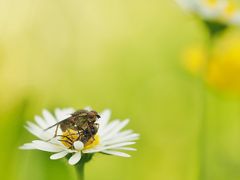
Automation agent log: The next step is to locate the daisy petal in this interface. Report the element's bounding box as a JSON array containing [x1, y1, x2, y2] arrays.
[[101, 119, 129, 141], [55, 108, 73, 121], [55, 108, 65, 121], [101, 133, 139, 145], [112, 130, 133, 138], [112, 147, 137, 151], [68, 152, 81, 165], [84, 106, 92, 111], [99, 120, 120, 136], [32, 140, 63, 152], [101, 150, 131, 157], [83, 142, 136, 153], [98, 109, 111, 128], [25, 122, 45, 140], [100, 142, 136, 150], [35, 116, 48, 129], [42, 109, 57, 125], [19, 143, 35, 150], [50, 151, 68, 160]]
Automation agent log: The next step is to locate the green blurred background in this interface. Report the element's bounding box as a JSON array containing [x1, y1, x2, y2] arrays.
[[1, 0, 240, 180]]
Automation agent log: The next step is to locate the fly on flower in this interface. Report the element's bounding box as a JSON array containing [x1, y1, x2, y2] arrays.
[[45, 109, 100, 147], [20, 108, 139, 165]]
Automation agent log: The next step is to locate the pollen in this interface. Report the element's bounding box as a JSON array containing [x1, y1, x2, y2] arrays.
[[61, 129, 79, 148], [224, 1, 237, 16], [204, 0, 217, 7], [84, 135, 100, 150], [60, 129, 100, 149]]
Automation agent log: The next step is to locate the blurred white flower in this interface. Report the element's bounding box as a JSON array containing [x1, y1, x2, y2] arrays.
[[20, 108, 139, 165], [176, 0, 240, 25]]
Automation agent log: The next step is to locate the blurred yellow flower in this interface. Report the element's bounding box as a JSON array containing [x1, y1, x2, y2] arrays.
[[203, 0, 218, 7], [207, 35, 240, 92], [182, 45, 207, 75], [182, 33, 240, 93]]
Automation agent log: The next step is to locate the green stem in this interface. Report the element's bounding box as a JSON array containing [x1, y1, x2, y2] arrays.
[[198, 76, 207, 180], [74, 154, 93, 180], [75, 161, 85, 180], [198, 29, 215, 180]]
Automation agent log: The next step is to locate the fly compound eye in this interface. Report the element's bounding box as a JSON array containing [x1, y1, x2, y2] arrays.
[[91, 110, 100, 119], [88, 112, 95, 119]]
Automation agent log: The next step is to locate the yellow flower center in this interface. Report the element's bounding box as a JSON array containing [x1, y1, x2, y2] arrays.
[[84, 135, 100, 150], [60, 129, 100, 150], [61, 129, 79, 148], [224, 1, 237, 17], [204, 0, 218, 7]]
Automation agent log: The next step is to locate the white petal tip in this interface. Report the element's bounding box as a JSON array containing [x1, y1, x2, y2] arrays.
[[68, 152, 81, 165], [19, 146, 28, 150], [69, 162, 77, 165], [101, 109, 111, 116], [84, 106, 92, 111], [50, 156, 58, 160], [19, 143, 35, 150], [101, 150, 131, 157], [104, 109, 111, 112], [68, 161, 78, 165], [50, 151, 68, 160]]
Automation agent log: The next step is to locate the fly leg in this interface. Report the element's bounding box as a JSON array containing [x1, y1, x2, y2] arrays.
[[58, 140, 73, 148], [46, 124, 59, 141], [67, 129, 74, 140], [87, 123, 95, 141], [76, 129, 84, 141], [54, 124, 59, 138], [56, 135, 74, 143], [56, 134, 75, 149]]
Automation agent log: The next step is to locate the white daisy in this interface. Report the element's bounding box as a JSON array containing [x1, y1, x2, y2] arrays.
[[20, 108, 139, 165], [176, 0, 240, 25]]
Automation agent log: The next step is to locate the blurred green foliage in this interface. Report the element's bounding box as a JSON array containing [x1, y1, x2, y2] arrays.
[[0, 0, 240, 180]]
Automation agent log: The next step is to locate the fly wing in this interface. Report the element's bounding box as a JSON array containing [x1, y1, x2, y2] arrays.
[[44, 112, 89, 132], [60, 120, 75, 132], [44, 117, 71, 131], [75, 116, 89, 129]]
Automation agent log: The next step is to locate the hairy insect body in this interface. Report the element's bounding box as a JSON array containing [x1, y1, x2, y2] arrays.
[[45, 109, 100, 148]]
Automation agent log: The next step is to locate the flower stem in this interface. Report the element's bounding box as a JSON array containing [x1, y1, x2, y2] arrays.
[[198, 78, 207, 180], [198, 29, 215, 180], [75, 161, 85, 180], [74, 154, 93, 180]]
